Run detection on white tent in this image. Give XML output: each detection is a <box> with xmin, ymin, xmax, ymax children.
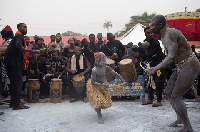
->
<box><xmin>120</xmin><ymin>23</ymin><xmax>145</xmax><ymax>45</ymax></box>
<box><xmin>120</xmin><ymin>23</ymin><xmax>164</xmax><ymax>51</ymax></box>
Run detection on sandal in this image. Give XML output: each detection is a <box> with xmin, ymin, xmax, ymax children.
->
<box><xmin>69</xmin><ymin>98</ymin><xmax>76</xmax><ymax>103</ymax></box>
<box><xmin>13</xmin><ymin>104</ymin><xmax>30</xmax><ymax>110</ymax></box>
<box><xmin>152</xmin><ymin>102</ymin><xmax>162</xmax><ymax>107</ymax></box>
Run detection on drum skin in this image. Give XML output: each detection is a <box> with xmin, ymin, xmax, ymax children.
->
<box><xmin>106</xmin><ymin>58</ymin><xmax>115</xmax><ymax>70</ymax></box>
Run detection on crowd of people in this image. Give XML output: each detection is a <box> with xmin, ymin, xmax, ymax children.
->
<box><xmin>0</xmin><ymin>15</ymin><xmax>200</xmax><ymax>131</ymax></box>
<box><xmin>0</xmin><ymin>22</ymin><xmax>200</xmax><ymax>108</ymax></box>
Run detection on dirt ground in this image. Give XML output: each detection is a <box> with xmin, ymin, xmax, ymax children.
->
<box><xmin>0</xmin><ymin>96</ymin><xmax>200</xmax><ymax>132</ymax></box>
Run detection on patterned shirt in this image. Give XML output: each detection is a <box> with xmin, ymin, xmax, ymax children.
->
<box><xmin>46</xmin><ymin>58</ymin><xmax>65</xmax><ymax>74</ymax></box>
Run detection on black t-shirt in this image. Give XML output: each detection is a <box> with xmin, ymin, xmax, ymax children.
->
<box><xmin>82</xmin><ymin>49</ymin><xmax>95</xmax><ymax>68</ymax></box>
<box><xmin>96</xmin><ymin>41</ymin><xmax>104</xmax><ymax>52</ymax></box>
<box><xmin>63</xmin><ymin>48</ymin><xmax>74</xmax><ymax>59</ymax></box>
<box><xmin>139</xmin><ymin>38</ymin><xmax>165</xmax><ymax>67</ymax></box>
<box><xmin>104</xmin><ymin>40</ymin><xmax>125</xmax><ymax>63</ymax></box>
<box><xmin>32</xmin><ymin>45</ymin><xmax>47</xmax><ymax>58</ymax></box>
<box><xmin>28</xmin><ymin>57</ymin><xmax>46</xmax><ymax>75</ymax></box>
<box><xmin>90</xmin><ymin>42</ymin><xmax>98</xmax><ymax>52</ymax></box>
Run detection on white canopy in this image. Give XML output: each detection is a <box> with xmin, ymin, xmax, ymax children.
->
<box><xmin>120</xmin><ymin>23</ymin><xmax>164</xmax><ymax>50</ymax></box>
<box><xmin>120</xmin><ymin>24</ymin><xmax>145</xmax><ymax>45</ymax></box>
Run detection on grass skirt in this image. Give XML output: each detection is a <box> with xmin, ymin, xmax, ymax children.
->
<box><xmin>87</xmin><ymin>80</ymin><xmax>112</xmax><ymax>109</ymax></box>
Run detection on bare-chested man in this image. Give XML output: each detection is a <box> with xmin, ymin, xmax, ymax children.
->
<box><xmin>87</xmin><ymin>52</ymin><xmax>126</xmax><ymax>124</ymax></box>
<box><xmin>147</xmin><ymin>15</ymin><xmax>200</xmax><ymax>132</ymax></box>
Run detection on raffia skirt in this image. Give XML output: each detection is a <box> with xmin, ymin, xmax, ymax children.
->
<box><xmin>87</xmin><ymin>80</ymin><xmax>112</xmax><ymax>109</ymax></box>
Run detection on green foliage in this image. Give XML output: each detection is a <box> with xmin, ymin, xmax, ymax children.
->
<box><xmin>103</xmin><ymin>20</ymin><xmax>112</xmax><ymax>32</ymax></box>
<box><xmin>115</xmin><ymin>12</ymin><xmax>156</xmax><ymax>37</ymax></box>
<box><xmin>196</xmin><ymin>8</ymin><xmax>200</xmax><ymax>12</ymax></box>
<box><xmin>62</xmin><ymin>31</ymin><xmax>86</xmax><ymax>36</ymax></box>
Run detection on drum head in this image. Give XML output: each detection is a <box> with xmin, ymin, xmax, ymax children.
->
<box><xmin>106</xmin><ymin>58</ymin><xmax>115</xmax><ymax>65</ymax></box>
<box><xmin>119</xmin><ymin>59</ymin><xmax>132</xmax><ymax>65</ymax></box>
<box><xmin>28</xmin><ymin>79</ymin><xmax>39</xmax><ymax>82</ymax></box>
<box><xmin>73</xmin><ymin>75</ymin><xmax>85</xmax><ymax>81</ymax></box>
<box><xmin>51</xmin><ymin>79</ymin><xmax>62</xmax><ymax>82</ymax></box>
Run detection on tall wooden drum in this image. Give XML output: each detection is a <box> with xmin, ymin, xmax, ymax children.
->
<box><xmin>28</xmin><ymin>79</ymin><xmax>40</xmax><ymax>103</ymax></box>
<box><xmin>119</xmin><ymin>59</ymin><xmax>137</xmax><ymax>83</ymax></box>
<box><xmin>50</xmin><ymin>79</ymin><xmax>62</xmax><ymax>103</ymax></box>
<box><xmin>106</xmin><ymin>58</ymin><xmax>116</xmax><ymax>82</ymax></box>
<box><xmin>72</xmin><ymin>75</ymin><xmax>85</xmax><ymax>93</ymax></box>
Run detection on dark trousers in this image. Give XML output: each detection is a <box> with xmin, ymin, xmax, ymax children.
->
<box><xmin>6</xmin><ymin>66</ymin><xmax>23</xmax><ymax>107</ymax></box>
<box><xmin>197</xmin><ymin>75</ymin><xmax>200</xmax><ymax>96</ymax></box>
<box><xmin>67</xmin><ymin>74</ymin><xmax>90</xmax><ymax>99</ymax></box>
<box><xmin>148</xmin><ymin>70</ymin><xmax>165</xmax><ymax>102</ymax></box>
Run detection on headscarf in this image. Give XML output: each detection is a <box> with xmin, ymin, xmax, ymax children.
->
<box><xmin>1</xmin><ymin>25</ymin><xmax>13</xmax><ymax>44</ymax></box>
<box><xmin>3</xmin><ymin>25</ymin><xmax>12</xmax><ymax>31</ymax></box>
<box><xmin>94</xmin><ymin>52</ymin><xmax>106</xmax><ymax>65</ymax></box>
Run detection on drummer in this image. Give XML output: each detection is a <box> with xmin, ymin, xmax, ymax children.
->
<box><xmin>103</xmin><ymin>33</ymin><xmax>125</xmax><ymax>73</ymax></box>
<box><xmin>27</xmin><ymin>54</ymin><xmax>47</xmax><ymax>99</ymax></box>
<box><xmin>44</xmin><ymin>50</ymin><xmax>67</xmax><ymax>98</ymax></box>
<box><xmin>66</xmin><ymin>46</ymin><xmax>91</xmax><ymax>102</ymax></box>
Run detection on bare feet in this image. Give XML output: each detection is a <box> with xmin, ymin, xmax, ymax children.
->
<box><xmin>98</xmin><ymin>115</ymin><xmax>104</xmax><ymax>124</ymax></box>
<box><xmin>169</xmin><ymin>120</ymin><xmax>182</xmax><ymax>127</ymax></box>
<box><xmin>175</xmin><ymin>127</ymin><xmax>194</xmax><ymax>132</ymax></box>
<box><xmin>95</xmin><ymin>108</ymin><xmax>104</xmax><ymax>124</ymax></box>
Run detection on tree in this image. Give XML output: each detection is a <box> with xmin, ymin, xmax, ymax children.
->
<box><xmin>62</xmin><ymin>31</ymin><xmax>86</xmax><ymax>36</ymax></box>
<box><xmin>196</xmin><ymin>8</ymin><xmax>200</xmax><ymax>12</ymax></box>
<box><xmin>103</xmin><ymin>20</ymin><xmax>112</xmax><ymax>32</ymax></box>
<box><xmin>115</xmin><ymin>12</ymin><xmax>156</xmax><ymax>37</ymax></box>
<box><xmin>126</xmin><ymin>12</ymin><xmax>156</xmax><ymax>30</ymax></box>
